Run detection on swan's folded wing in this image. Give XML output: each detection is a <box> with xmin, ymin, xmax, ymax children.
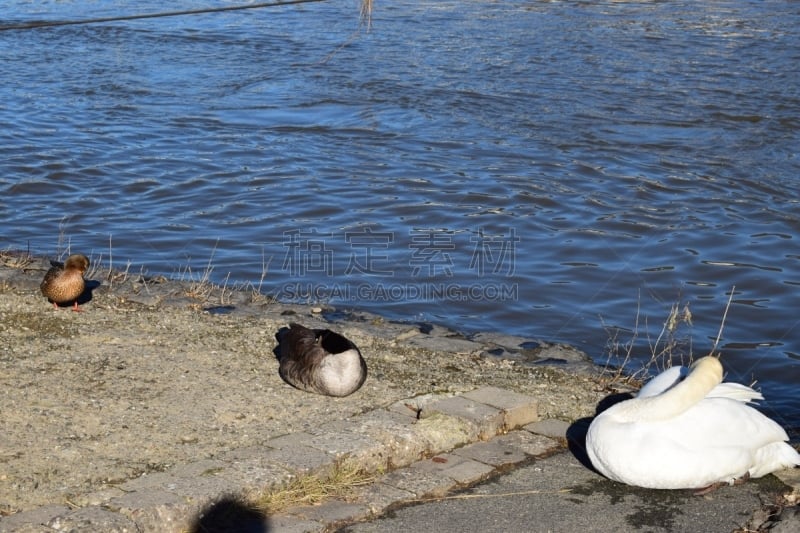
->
<box><xmin>706</xmin><ymin>382</ymin><xmax>764</xmax><ymax>403</ymax></box>
<box><xmin>676</xmin><ymin>398</ymin><xmax>790</xmax><ymax>453</ymax></box>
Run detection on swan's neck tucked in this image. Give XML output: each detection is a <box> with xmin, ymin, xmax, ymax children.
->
<box><xmin>635</xmin><ymin>357</ymin><xmax>723</xmax><ymax>421</ymax></box>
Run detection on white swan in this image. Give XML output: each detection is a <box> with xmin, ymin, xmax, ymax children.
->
<box><xmin>586</xmin><ymin>356</ymin><xmax>800</xmax><ymax>490</ymax></box>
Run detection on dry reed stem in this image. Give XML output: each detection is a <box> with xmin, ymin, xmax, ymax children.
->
<box><xmin>599</xmin><ymin>294</ymin><xmax>695</xmax><ymax>389</ymax></box>
<box><xmin>600</xmin><ymin>288</ymin><xmax>739</xmax><ymax>392</ymax></box>
<box><xmin>360</xmin><ymin>0</ymin><xmax>373</xmax><ymax>28</ymax></box>
<box><xmin>712</xmin><ymin>286</ymin><xmax>735</xmax><ymax>357</ymax></box>
<box><xmin>410</xmin><ymin>488</ymin><xmax>574</xmax><ymax>504</ymax></box>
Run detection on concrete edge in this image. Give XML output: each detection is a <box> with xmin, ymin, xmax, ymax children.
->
<box><xmin>0</xmin><ymin>387</ymin><xmax>547</xmax><ymax>533</ymax></box>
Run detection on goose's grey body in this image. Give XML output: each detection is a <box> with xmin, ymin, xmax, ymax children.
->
<box><xmin>275</xmin><ymin>323</ymin><xmax>367</xmax><ymax>397</ymax></box>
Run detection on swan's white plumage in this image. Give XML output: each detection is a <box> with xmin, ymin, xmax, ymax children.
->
<box><xmin>586</xmin><ymin>356</ymin><xmax>800</xmax><ymax>489</ymax></box>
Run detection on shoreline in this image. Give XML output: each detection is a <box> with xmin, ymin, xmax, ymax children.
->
<box><xmin>0</xmin><ymin>248</ymin><xmax>604</xmax><ymax>374</ymax></box>
<box><xmin>1</xmin><ymin>251</ymin><xmax>798</xmax><ymax>531</ymax></box>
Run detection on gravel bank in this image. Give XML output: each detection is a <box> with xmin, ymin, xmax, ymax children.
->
<box><xmin>0</xmin><ymin>253</ymin><xmax>610</xmax><ymax>516</ymax></box>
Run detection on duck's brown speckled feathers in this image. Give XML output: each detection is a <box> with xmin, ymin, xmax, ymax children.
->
<box><xmin>275</xmin><ymin>323</ymin><xmax>367</xmax><ymax>397</ymax></box>
<box><xmin>40</xmin><ymin>254</ymin><xmax>90</xmax><ymax>311</ymax></box>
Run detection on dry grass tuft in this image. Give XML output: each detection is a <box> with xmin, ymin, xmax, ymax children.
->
<box><xmin>240</xmin><ymin>247</ymin><xmax>275</xmax><ymax>304</ymax></box>
<box><xmin>174</xmin><ymin>245</ymin><xmax>276</xmax><ymax>305</ymax></box>
<box><xmin>172</xmin><ymin>243</ymin><xmax>226</xmax><ymax>302</ymax></box>
<box><xmin>599</xmin><ymin>298</ymin><xmax>695</xmax><ymax>390</ymax></box>
<box><xmin>251</xmin><ymin>460</ymin><xmax>375</xmax><ymax>515</ymax></box>
<box><xmin>0</xmin><ymin>248</ymin><xmax>35</xmax><ymax>269</ymax></box>
<box><xmin>599</xmin><ymin>289</ymin><xmax>737</xmax><ymax>391</ymax></box>
<box><xmin>174</xmin><ymin>263</ymin><xmax>217</xmax><ymax>300</ymax></box>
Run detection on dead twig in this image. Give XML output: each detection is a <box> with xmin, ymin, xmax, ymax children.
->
<box><xmin>711</xmin><ymin>286</ymin><xmax>735</xmax><ymax>357</ymax></box>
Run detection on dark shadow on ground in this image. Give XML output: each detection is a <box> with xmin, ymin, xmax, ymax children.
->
<box><xmin>566</xmin><ymin>392</ymin><xmax>634</xmax><ymax>473</ymax></box>
<box><xmin>188</xmin><ymin>495</ymin><xmax>270</xmax><ymax>533</ymax></box>
<box><xmin>77</xmin><ymin>279</ymin><xmax>101</xmax><ymax>306</ymax></box>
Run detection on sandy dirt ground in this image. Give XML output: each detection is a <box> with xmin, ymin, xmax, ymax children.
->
<box><xmin>0</xmin><ymin>253</ymin><xmax>611</xmax><ymax>516</ymax></box>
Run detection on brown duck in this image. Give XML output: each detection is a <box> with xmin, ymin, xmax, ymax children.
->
<box><xmin>275</xmin><ymin>323</ymin><xmax>367</xmax><ymax>397</ymax></box>
<box><xmin>40</xmin><ymin>254</ymin><xmax>90</xmax><ymax>311</ymax></box>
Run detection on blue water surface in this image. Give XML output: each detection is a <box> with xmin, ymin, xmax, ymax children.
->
<box><xmin>1</xmin><ymin>0</ymin><xmax>799</xmax><ymax>434</ymax></box>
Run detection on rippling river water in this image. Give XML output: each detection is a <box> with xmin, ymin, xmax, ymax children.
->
<box><xmin>1</xmin><ymin>1</ymin><xmax>799</xmax><ymax>434</ymax></box>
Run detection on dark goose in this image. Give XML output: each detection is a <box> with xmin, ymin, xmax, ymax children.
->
<box><xmin>275</xmin><ymin>323</ymin><xmax>367</xmax><ymax>397</ymax></box>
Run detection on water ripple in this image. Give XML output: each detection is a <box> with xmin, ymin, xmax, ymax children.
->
<box><xmin>2</xmin><ymin>0</ymin><xmax>799</xmax><ymax>432</ymax></box>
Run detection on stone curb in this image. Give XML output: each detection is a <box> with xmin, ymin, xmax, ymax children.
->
<box><xmin>0</xmin><ymin>387</ymin><xmax>562</xmax><ymax>533</ymax></box>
